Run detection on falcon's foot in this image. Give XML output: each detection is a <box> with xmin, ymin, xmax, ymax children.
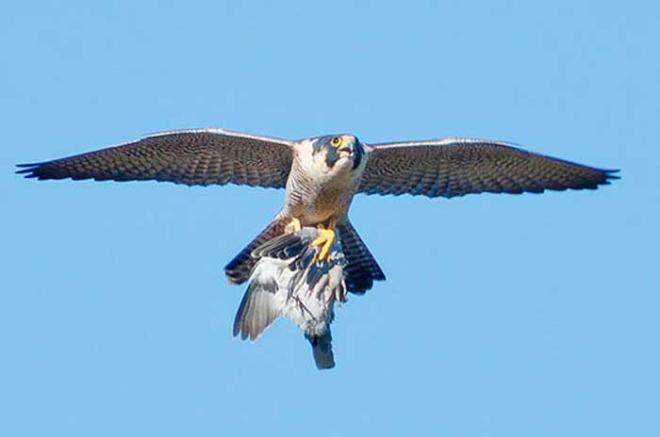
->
<box><xmin>311</xmin><ymin>220</ymin><xmax>336</xmax><ymax>263</ymax></box>
<box><xmin>285</xmin><ymin>217</ymin><xmax>302</xmax><ymax>233</ymax></box>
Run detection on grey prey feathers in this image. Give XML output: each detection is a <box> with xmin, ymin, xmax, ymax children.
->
<box><xmin>233</xmin><ymin>227</ymin><xmax>347</xmax><ymax>369</ymax></box>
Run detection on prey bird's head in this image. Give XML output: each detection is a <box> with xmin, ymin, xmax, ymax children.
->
<box><xmin>308</xmin><ymin>134</ymin><xmax>365</xmax><ymax>174</ymax></box>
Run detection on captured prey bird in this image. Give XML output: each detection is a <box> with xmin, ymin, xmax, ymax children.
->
<box><xmin>17</xmin><ymin>128</ymin><xmax>619</xmax><ymax>296</ymax></box>
<box><xmin>234</xmin><ymin>227</ymin><xmax>347</xmax><ymax>369</ymax></box>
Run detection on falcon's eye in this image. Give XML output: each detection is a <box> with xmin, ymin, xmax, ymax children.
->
<box><xmin>331</xmin><ymin>137</ymin><xmax>342</xmax><ymax>147</ymax></box>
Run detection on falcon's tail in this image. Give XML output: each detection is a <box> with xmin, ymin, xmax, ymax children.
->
<box><xmin>337</xmin><ymin>221</ymin><xmax>386</xmax><ymax>294</ymax></box>
<box><xmin>306</xmin><ymin>331</ymin><xmax>335</xmax><ymax>370</ymax></box>
<box><xmin>224</xmin><ymin>215</ymin><xmax>289</xmax><ymax>284</ymax></box>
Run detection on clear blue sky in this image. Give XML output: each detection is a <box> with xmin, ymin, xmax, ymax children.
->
<box><xmin>1</xmin><ymin>1</ymin><xmax>658</xmax><ymax>436</ymax></box>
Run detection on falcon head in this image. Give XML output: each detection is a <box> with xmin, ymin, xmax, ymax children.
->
<box><xmin>309</xmin><ymin>134</ymin><xmax>365</xmax><ymax>174</ymax></box>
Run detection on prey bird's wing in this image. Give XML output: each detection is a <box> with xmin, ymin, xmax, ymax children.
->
<box><xmin>359</xmin><ymin>138</ymin><xmax>618</xmax><ymax>198</ymax></box>
<box><xmin>17</xmin><ymin>129</ymin><xmax>294</xmax><ymax>188</ymax></box>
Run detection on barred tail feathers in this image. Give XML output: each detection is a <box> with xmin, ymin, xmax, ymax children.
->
<box><xmin>337</xmin><ymin>220</ymin><xmax>386</xmax><ymax>294</ymax></box>
<box><xmin>224</xmin><ymin>214</ymin><xmax>290</xmax><ymax>284</ymax></box>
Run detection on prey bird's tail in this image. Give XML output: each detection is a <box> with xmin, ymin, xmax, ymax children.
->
<box><xmin>337</xmin><ymin>220</ymin><xmax>386</xmax><ymax>294</ymax></box>
<box><xmin>225</xmin><ymin>214</ymin><xmax>289</xmax><ymax>284</ymax></box>
<box><xmin>306</xmin><ymin>331</ymin><xmax>335</xmax><ymax>370</ymax></box>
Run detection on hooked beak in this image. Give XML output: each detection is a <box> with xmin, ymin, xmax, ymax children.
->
<box><xmin>336</xmin><ymin>135</ymin><xmax>355</xmax><ymax>154</ymax></box>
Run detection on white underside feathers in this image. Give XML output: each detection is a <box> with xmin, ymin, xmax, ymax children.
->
<box><xmin>233</xmin><ymin>227</ymin><xmax>347</xmax><ymax>369</ymax></box>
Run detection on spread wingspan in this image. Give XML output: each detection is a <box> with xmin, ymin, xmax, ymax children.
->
<box><xmin>17</xmin><ymin>129</ymin><xmax>294</xmax><ymax>188</ymax></box>
<box><xmin>360</xmin><ymin>138</ymin><xmax>618</xmax><ymax>198</ymax></box>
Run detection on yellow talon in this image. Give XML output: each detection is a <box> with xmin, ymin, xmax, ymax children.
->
<box><xmin>286</xmin><ymin>217</ymin><xmax>302</xmax><ymax>233</ymax></box>
<box><xmin>311</xmin><ymin>220</ymin><xmax>337</xmax><ymax>263</ymax></box>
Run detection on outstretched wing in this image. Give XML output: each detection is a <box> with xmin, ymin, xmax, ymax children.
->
<box><xmin>17</xmin><ymin>128</ymin><xmax>294</xmax><ymax>188</ymax></box>
<box><xmin>359</xmin><ymin>138</ymin><xmax>618</xmax><ymax>198</ymax></box>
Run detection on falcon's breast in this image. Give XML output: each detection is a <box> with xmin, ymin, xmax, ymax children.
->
<box><xmin>283</xmin><ymin>134</ymin><xmax>368</xmax><ymax>225</ymax></box>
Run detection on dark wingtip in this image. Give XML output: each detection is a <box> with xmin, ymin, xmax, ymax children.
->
<box><xmin>16</xmin><ymin>161</ymin><xmax>59</xmax><ymax>180</ymax></box>
<box><xmin>595</xmin><ymin>168</ymin><xmax>620</xmax><ymax>187</ymax></box>
<box><xmin>15</xmin><ymin>163</ymin><xmax>42</xmax><ymax>178</ymax></box>
<box><xmin>604</xmin><ymin>169</ymin><xmax>621</xmax><ymax>181</ymax></box>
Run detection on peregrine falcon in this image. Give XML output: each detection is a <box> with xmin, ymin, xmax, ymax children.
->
<box><xmin>235</xmin><ymin>227</ymin><xmax>347</xmax><ymax>369</ymax></box>
<box><xmin>17</xmin><ymin>128</ymin><xmax>618</xmax><ymax>293</ymax></box>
